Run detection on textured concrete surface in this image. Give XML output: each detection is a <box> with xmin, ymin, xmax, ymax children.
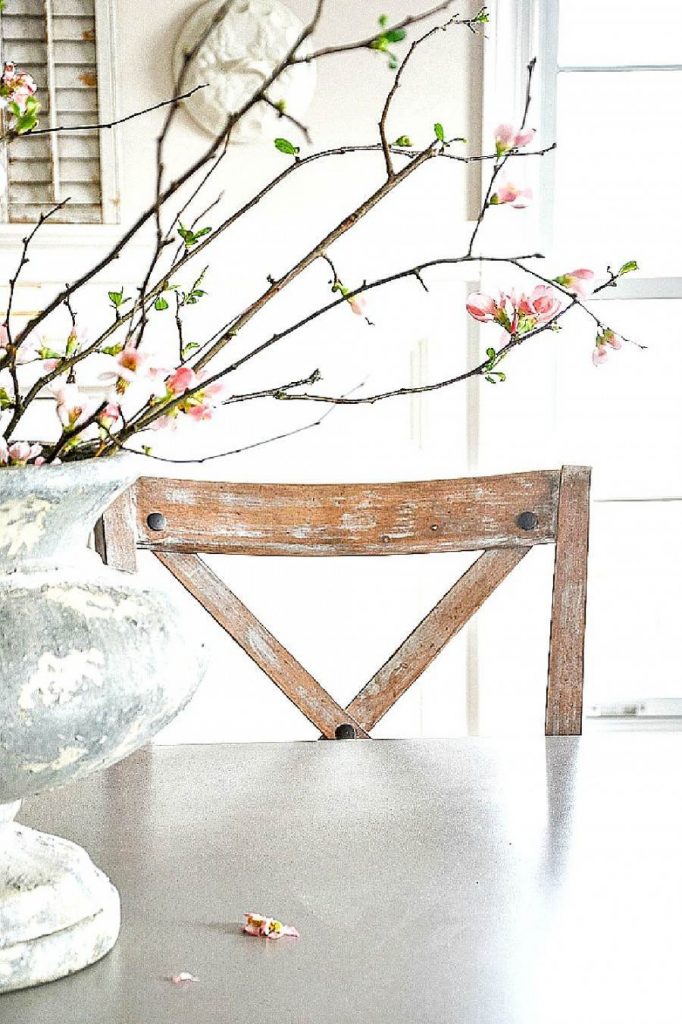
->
<box><xmin>0</xmin><ymin>821</ymin><xmax>120</xmax><ymax>993</ymax></box>
<box><xmin>2</xmin><ymin>736</ymin><xmax>682</xmax><ymax>1022</ymax></box>
<box><xmin>0</xmin><ymin>459</ymin><xmax>208</xmax><ymax>991</ymax></box>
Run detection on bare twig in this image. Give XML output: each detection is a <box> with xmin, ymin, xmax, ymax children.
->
<box><xmin>378</xmin><ymin>10</ymin><xmax>465</xmax><ymax>177</ymax></box>
<box><xmin>291</xmin><ymin>1</ymin><xmax>462</xmax><ymax>64</ymax></box>
<box><xmin>263</xmin><ymin>95</ymin><xmax>313</xmax><ymax>145</ymax></box>
<box><xmin>14</xmin><ymin>85</ymin><xmax>207</xmax><ymax>139</ymax></box>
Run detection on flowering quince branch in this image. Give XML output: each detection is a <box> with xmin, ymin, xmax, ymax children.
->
<box><xmin>0</xmin><ymin>1</ymin><xmax>640</xmax><ymax>465</ymax></box>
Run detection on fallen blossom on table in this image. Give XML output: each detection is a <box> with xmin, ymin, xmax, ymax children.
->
<box><xmin>242</xmin><ymin>912</ymin><xmax>300</xmax><ymax>939</ymax></box>
<box><xmin>169</xmin><ymin>971</ymin><xmax>199</xmax><ymax>984</ymax></box>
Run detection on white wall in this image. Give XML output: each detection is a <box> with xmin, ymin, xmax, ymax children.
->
<box><xmin>2</xmin><ymin>2</ymin><xmax>493</xmax><ymax>741</ymax></box>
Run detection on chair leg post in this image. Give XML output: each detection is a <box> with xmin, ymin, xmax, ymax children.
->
<box><xmin>546</xmin><ymin>466</ymin><xmax>591</xmax><ymax>736</ymax></box>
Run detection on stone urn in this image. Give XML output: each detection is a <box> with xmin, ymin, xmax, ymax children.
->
<box><xmin>0</xmin><ymin>457</ymin><xmax>207</xmax><ymax>992</ymax></box>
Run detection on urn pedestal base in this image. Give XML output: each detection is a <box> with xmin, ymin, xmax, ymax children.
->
<box><xmin>0</xmin><ymin>813</ymin><xmax>120</xmax><ymax>993</ymax></box>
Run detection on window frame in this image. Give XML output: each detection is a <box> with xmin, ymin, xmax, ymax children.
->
<box><xmin>479</xmin><ymin>0</ymin><xmax>682</xmax><ymax>727</ymax></box>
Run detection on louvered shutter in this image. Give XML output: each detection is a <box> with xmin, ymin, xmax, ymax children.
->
<box><xmin>0</xmin><ymin>0</ymin><xmax>115</xmax><ymax>224</ymax></box>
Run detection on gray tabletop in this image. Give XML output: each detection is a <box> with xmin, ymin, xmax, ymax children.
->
<box><xmin>3</xmin><ymin>735</ymin><xmax>682</xmax><ymax>1023</ymax></box>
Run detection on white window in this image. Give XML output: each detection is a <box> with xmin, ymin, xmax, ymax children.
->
<box><xmin>0</xmin><ymin>0</ymin><xmax>118</xmax><ymax>225</ymax></box>
<box><xmin>475</xmin><ymin>0</ymin><xmax>682</xmax><ymax>732</ymax></box>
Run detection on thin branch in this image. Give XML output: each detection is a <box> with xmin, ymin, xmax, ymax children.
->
<box><xmin>291</xmin><ymin>1</ymin><xmax>463</xmax><ymax>63</ymax></box>
<box><xmin>467</xmin><ymin>57</ymin><xmax>537</xmax><ymax>257</ymax></box>
<box><xmin>11</xmin><ymin>1</ymin><xmax>326</xmax><ymax>355</ymax></box>
<box><xmin>109</xmin><ymin>376</ymin><xmax>354</xmax><ymax>464</ymax></box>
<box><xmin>263</xmin><ymin>95</ymin><xmax>312</xmax><ymax>145</ymax></box>
<box><xmin>46</xmin><ymin>400</ymin><xmax>108</xmax><ymax>463</ymax></box>
<box><xmin>17</xmin><ymin>85</ymin><xmax>207</xmax><ymax>139</ymax></box>
<box><xmin>507</xmin><ymin>258</ymin><xmax>646</xmax><ymax>348</ymax></box>
<box><xmin>378</xmin><ymin>10</ymin><xmax>464</xmax><ymax>178</ymax></box>
<box><xmin>197</xmin><ymin>252</ymin><xmax>544</xmax><ymax>381</ymax></box>
<box><xmin>2</xmin><ymin>198</ymin><xmax>70</xmax><ymax>337</ymax></box>
<box><xmin>190</xmin><ymin>144</ymin><xmax>438</xmax><ymax>374</ymax></box>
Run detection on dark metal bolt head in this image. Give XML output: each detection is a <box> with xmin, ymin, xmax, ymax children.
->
<box><xmin>147</xmin><ymin>512</ymin><xmax>167</xmax><ymax>532</ymax></box>
<box><xmin>335</xmin><ymin>723</ymin><xmax>356</xmax><ymax>740</ymax></box>
<box><xmin>516</xmin><ymin>511</ymin><xmax>539</xmax><ymax>532</ymax></box>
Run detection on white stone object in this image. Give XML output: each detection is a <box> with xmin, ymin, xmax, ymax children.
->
<box><xmin>0</xmin><ymin>458</ymin><xmax>208</xmax><ymax>992</ymax></box>
<box><xmin>173</xmin><ymin>0</ymin><xmax>316</xmax><ymax>142</ymax></box>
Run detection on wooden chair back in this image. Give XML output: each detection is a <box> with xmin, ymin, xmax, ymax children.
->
<box><xmin>95</xmin><ymin>466</ymin><xmax>591</xmax><ymax>738</ymax></box>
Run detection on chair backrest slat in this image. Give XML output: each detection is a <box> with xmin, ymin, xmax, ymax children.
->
<box><xmin>96</xmin><ymin>465</ymin><xmax>590</xmax><ymax>737</ymax></box>
<box><xmin>133</xmin><ymin>470</ymin><xmax>561</xmax><ymax>557</ymax></box>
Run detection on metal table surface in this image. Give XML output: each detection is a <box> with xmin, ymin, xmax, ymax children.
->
<box><xmin>3</xmin><ymin>735</ymin><xmax>682</xmax><ymax>1024</ymax></box>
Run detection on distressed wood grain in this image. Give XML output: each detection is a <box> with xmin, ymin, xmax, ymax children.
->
<box><xmin>133</xmin><ymin>472</ymin><xmax>561</xmax><ymax>557</ymax></box>
<box><xmin>98</xmin><ymin>468</ymin><xmax>590</xmax><ymax>739</ymax></box>
<box><xmin>154</xmin><ymin>551</ymin><xmax>370</xmax><ymax>739</ymax></box>
<box><xmin>94</xmin><ymin>487</ymin><xmax>138</xmax><ymax>572</ymax></box>
<box><xmin>346</xmin><ymin>547</ymin><xmax>529</xmax><ymax>732</ymax></box>
<box><xmin>545</xmin><ymin>466</ymin><xmax>591</xmax><ymax>736</ymax></box>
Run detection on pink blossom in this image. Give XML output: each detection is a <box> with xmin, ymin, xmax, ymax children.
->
<box><xmin>98</xmin><ymin>402</ymin><xmax>121</xmax><ymax>428</ymax></box>
<box><xmin>495</xmin><ymin>123</ymin><xmax>536</xmax><ymax>155</ymax></box>
<box><xmin>518</xmin><ymin>285</ymin><xmax>562</xmax><ymax>325</ymax></box>
<box><xmin>602</xmin><ymin>328</ymin><xmax>622</xmax><ymax>350</ymax></box>
<box><xmin>348</xmin><ymin>295</ymin><xmax>366</xmax><ymax>316</ymax></box>
<box><xmin>513</xmin><ymin>128</ymin><xmax>535</xmax><ymax>149</ymax></box>
<box><xmin>51</xmin><ymin>383</ymin><xmax>91</xmax><ymax>428</ymax></box>
<box><xmin>466</xmin><ymin>293</ymin><xmax>499</xmax><ymax>322</ymax></box>
<box><xmin>592</xmin><ymin>328</ymin><xmax>622</xmax><ymax>366</ymax></box>
<box><xmin>151</xmin><ymin>367</ymin><xmax>226</xmax><ymax>431</ymax></box>
<box><xmin>99</xmin><ymin>345</ymin><xmax>169</xmax><ymax>401</ymax></box>
<box><xmin>203</xmin><ymin>378</ymin><xmax>228</xmax><ymax>401</ymax></box>
<box><xmin>166</xmin><ymin>366</ymin><xmax>199</xmax><ymax>395</ymax></box>
<box><xmin>242</xmin><ymin>913</ymin><xmax>299</xmax><ymax>940</ymax></box>
<box><xmin>0</xmin><ymin>438</ymin><xmax>44</xmax><ymax>466</ymax></box>
<box><xmin>467</xmin><ymin>286</ymin><xmax>563</xmax><ymax>335</ymax></box>
<box><xmin>554</xmin><ymin>268</ymin><xmax>595</xmax><ymax>298</ymax></box>
<box><xmin>491</xmin><ymin>183</ymin><xmax>533</xmax><ymax>209</ymax></box>
<box><xmin>0</xmin><ymin>62</ymin><xmax>37</xmax><ymax>112</ymax></box>
<box><xmin>592</xmin><ymin>345</ymin><xmax>609</xmax><ymax>367</ymax></box>
<box><xmin>185</xmin><ymin>403</ymin><xmax>213</xmax><ymax>422</ymax></box>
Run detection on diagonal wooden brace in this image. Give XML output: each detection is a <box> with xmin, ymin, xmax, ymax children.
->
<box><xmin>345</xmin><ymin>547</ymin><xmax>529</xmax><ymax>732</ymax></box>
<box><xmin>155</xmin><ymin>551</ymin><xmax>370</xmax><ymax>739</ymax></box>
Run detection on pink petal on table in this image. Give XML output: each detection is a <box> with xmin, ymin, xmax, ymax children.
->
<box><xmin>169</xmin><ymin>972</ymin><xmax>199</xmax><ymax>984</ymax></box>
<box><xmin>242</xmin><ymin>912</ymin><xmax>300</xmax><ymax>939</ymax></box>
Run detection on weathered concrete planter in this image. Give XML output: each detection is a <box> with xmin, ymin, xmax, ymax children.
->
<box><xmin>0</xmin><ymin>457</ymin><xmax>207</xmax><ymax>992</ymax></box>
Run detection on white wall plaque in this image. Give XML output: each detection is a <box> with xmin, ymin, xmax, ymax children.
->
<box><xmin>173</xmin><ymin>0</ymin><xmax>317</xmax><ymax>143</ymax></box>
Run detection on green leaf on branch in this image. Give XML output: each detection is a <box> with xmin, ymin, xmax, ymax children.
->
<box><xmin>274</xmin><ymin>137</ymin><xmax>300</xmax><ymax>156</ymax></box>
<box><xmin>181</xmin><ymin>342</ymin><xmax>200</xmax><ymax>359</ymax></box>
<box><xmin>154</xmin><ymin>297</ymin><xmax>169</xmax><ymax>311</ymax></box>
<box><xmin>434</xmin><ymin>122</ymin><xmax>445</xmax><ymax>143</ymax></box>
<box><xmin>618</xmin><ymin>260</ymin><xmax>638</xmax><ymax>276</ymax></box>
<box><xmin>384</xmin><ymin>28</ymin><xmax>406</xmax><ymax>42</ymax></box>
<box><xmin>474</xmin><ymin>6</ymin><xmax>490</xmax><ymax>22</ymax></box>
<box><xmin>378</xmin><ymin>13</ymin><xmax>389</xmax><ymax>27</ymax></box>
<box><xmin>108</xmin><ymin>288</ymin><xmax>125</xmax><ymax>308</ymax></box>
<box><xmin>177</xmin><ymin>222</ymin><xmax>212</xmax><ymax>248</ymax></box>
<box><xmin>0</xmin><ymin>387</ymin><xmax>14</xmax><ymax>409</ymax></box>
<box><xmin>11</xmin><ymin>95</ymin><xmax>41</xmax><ymax>135</ymax></box>
<box><xmin>394</xmin><ymin>135</ymin><xmax>412</xmax><ymax>147</ymax></box>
